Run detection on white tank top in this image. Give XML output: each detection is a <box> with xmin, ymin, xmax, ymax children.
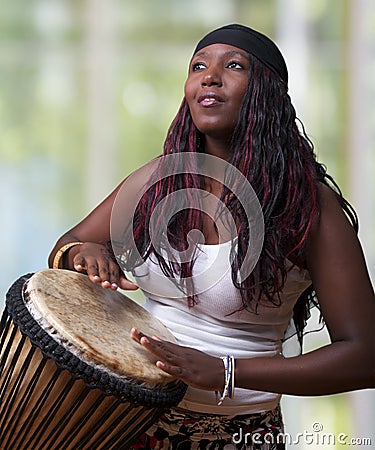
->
<box><xmin>132</xmin><ymin>241</ymin><xmax>312</xmax><ymax>415</ymax></box>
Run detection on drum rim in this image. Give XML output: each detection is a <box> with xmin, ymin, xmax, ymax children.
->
<box><xmin>4</xmin><ymin>273</ymin><xmax>187</xmax><ymax>408</ymax></box>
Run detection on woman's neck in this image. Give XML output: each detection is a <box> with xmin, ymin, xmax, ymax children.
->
<box><xmin>203</xmin><ymin>136</ymin><xmax>232</xmax><ymax>160</ymax></box>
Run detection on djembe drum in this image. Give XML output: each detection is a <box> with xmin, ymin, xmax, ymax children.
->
<box><xmin>0</xmin><ymin>270</ymin><xmax>187</xmax><ymax>450</ymax></box>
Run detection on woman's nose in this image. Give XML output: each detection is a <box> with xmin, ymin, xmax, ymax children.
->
<box><xmin>201</xmin><ymin>67</ymin><xmax>222</xmax><ymax>87</ymax></box>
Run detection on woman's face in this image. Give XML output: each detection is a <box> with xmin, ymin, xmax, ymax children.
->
<box><xmin>184</xmin><ymin>43</ymin><xmax>249</xmax><ymax>141</ymax></box>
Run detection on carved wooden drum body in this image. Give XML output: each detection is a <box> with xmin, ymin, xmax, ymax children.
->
<box><xmin>0</xmin><ymin>270</ymin><xmax>186</xmax><ymax>450</ymax></box>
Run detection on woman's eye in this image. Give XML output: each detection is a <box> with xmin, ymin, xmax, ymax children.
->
<box><xmin>227</xmin><ymin>61</ymin><xmax>244</xmax><ymax>69</ymax></box>
<box><xmin>192</xmin><ymin>62</ymin><xmax>206</xmax><ymax>71</ymax></box>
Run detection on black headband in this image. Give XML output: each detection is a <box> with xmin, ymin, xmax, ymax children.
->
<box><xmin>193</xmin><ymin>24</ymin><xmax>288</xmax><ymax>84</ymax></box>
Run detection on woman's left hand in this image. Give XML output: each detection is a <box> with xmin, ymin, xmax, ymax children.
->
<box><xmin>131</xmin><ymin>328</ymin><xmax>224</xmax><ymax>391</ymax></box>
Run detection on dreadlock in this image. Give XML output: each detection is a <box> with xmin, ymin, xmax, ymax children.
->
<box><xmin>125</xmin><ymin>54</ymin><xmax>358</xmax><ymax>346</ymax></box>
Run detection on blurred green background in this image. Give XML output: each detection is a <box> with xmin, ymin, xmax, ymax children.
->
<box><xmin>1</xmin><ymin>0</ymin><xmax>374</xmax><ymax>447</ymax></box>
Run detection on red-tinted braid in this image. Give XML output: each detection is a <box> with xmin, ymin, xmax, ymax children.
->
<box><xmin>121</xmin><ymin>55</ymin><xmax>358</xmax><ymax>344</ymax></box>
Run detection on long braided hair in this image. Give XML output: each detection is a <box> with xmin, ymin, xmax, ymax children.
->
<box><xmin>124</xmin><ymin>54</ymin><xmax>358</xmax><ymax>345</ymax></box>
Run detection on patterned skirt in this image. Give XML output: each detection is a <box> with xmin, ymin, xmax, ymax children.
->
<box><xmin>130</xmin><ymin>405</ymin><xmax>285</xmax><ymax>449</ymax></box>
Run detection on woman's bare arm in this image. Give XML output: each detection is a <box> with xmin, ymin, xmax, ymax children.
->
<box><xmin>48</xmin><ymin>182</ymin><xmax>138</xmax><ymax>290</ymax></box>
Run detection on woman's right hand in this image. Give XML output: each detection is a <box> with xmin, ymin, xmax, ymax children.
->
<box><xmin>72</xmin><ymin>242</ymin><xmax>138</xmax><ymax>291</ymax></box>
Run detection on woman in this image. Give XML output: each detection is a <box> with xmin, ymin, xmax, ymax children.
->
<box><xmin>49</xmin><ymin>24</ymin><xmax>374</xmax><ymax>449</ymax></box>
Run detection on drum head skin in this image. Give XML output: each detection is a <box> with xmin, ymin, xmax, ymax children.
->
<box><xmin>24</xmin><ymin>269</ymin><xmax>176</xmax><ymax>386</ymax></box>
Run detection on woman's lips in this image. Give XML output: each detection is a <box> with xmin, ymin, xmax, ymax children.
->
<box><xmin>198</xmin><ymin>93</ymin><xmax>224</xmax><ymax>107</ymax></box>
<box><xmin>200</xmin><ymin>98</ymin><xmax>218</xmax><ymax>106</ymax></box>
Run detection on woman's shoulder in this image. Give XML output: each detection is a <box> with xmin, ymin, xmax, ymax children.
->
<box><xmin>115</xmin><ymin>157</ymin><xmax>160</xmax><ymax>199</ymax></box>
<box><xmin>305</xmin><ymin>180</ymin><xmax>371</xmax><ymax>294</ymax></box>
<box><xmin>310</xmin><ymin>181</ymin><xmax>355</xmax><ymax>237</ymax></box>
